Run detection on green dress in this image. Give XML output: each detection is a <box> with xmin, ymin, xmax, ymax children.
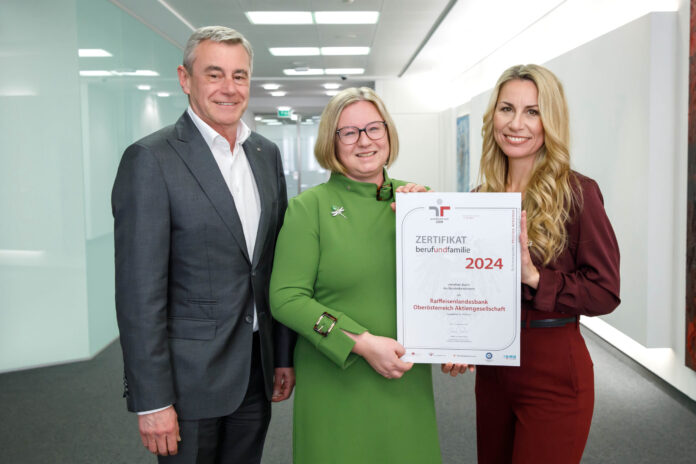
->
<box><xmin>270</xmin><ymin>172</ymin><xmax>442</xmax><ymax>464</ymax></box>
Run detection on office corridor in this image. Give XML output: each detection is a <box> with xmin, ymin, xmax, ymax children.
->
<box><xmin>1</xmin><ymin>328</ymin><xmax>694</xmax><ymax>464</ymax></box>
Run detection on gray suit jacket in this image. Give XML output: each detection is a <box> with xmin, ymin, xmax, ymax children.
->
<box><xmin>112</xmin><ymin>112</ymin><xmax>295</xmax><ymax>420</ymax></box>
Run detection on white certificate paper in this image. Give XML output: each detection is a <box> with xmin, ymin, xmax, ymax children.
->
<box><xmin>395</xmin><ymin>192</ymin><xmax>521</xmax><ymax>366</ymax></box>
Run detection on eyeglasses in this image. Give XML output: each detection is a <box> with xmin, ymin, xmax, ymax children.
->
<box><xmin>335</xmin><ymin>121</ymin><xmax>387</xmax><ymax>144</ymax></box>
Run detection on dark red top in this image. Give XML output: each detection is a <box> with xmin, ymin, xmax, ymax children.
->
<box><xmin>522</xmin><ymin>172</ymin><xmax>621</xmax><ymax>320</ymax></box>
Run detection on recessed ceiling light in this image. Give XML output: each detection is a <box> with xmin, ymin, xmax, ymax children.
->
<box><xmin>254</xmin><ymin>116</ymin><xmax>262</xmax><ymax>121</ymax></box>
<box><xmin>266</xmin><ymin>121</ymin><xmax>283</xmax><ymax>125</ymax></box>
<box><xmin>157</xmin><ymin>92</ymin><xmax>170</xmax><ymax>97</ymax></box>
<box><xmin>78</xmin><ymin>49</ymin><xmax>113</xmax><ymax>57</ymax></box>
<box><xmin>270</xmin><ymin>91</ymin><xmax>287</xmax><ymax>96</ymax></box>
<box><xmin>323</xmin><ymin>83</ymin><xmax>341</xmax><ymax>90</ymax></box>
<box><xmin>262</xmin><ymin>118</ymin><xmax>279</xmax><ymax>123</ymax></box>
<box><xmin>246</xmin><ymin>11</ymin><xmax>313</xmax><ymax>24</ymax></box>
<box><xmin>301</xmin><ymin>120</ymin><xmax>314</xmax><ymax>124</ymax></box>
<box><xmin>137</xmin><ymin>85</ymin><xmax>151</xmax><ymax>90</ymax></box>
<box><xmin>130</xmin><ymin>70</ymin><xmax>159</xmax><ymax>76</ymax></box>
<box><xmin>283</xmin><ymin>68</ymin><xmax>324</xmax><ymax>76</ymax></box>
<box><xmin>262</xmin><ymin>83</ymin><xmax>281</xmax><ymax>90</ymax></box>
<box><xmin>324</xmin><ymin>68</ymin><xmax>365</xmax><ymax>75</ymax></box>
<box><xmin>79</xmin><ymin>69</ymin><xmax>160</xmax><ymax>77</ymax></box>
<box><xmin>277</xmin><ymin>106</ymin><xmax>291</xmax><ymax>111</ymax></box>
<box><xmin>269</xmin><ymin>47</ymin><xmax>320</xmax><ymax>56</ymax></box>
<box><xmin>314</xmin><ymin>11</ymin><xmax>379</xmax><ymax>24</ymax></box>
<box><xmin>79</xmin><ymin>70</ymin><xmax>112</xmax><ymax>77</ymax></box>
<box><xmin>113</xmin><ymin>70</ymin><xmax>160</xmax><ymax>77</ymax></box>
<box><xmin>290</xmin><ymin>114</ymin><xmax>299</xmax><ymax>121</ymax></box>
<box><xmin>325</xmin><ymin>90</ymin><xmax>340</xmax><ymax>96</ymax></box>
<box><xmin>320</xmin><ymin>47</ymin><xmax>370</xmax><ymax>56</ymax></box>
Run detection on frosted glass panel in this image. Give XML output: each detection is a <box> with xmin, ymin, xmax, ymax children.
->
<box><xmin>0</xmin><ymin>0</ymin><xmax>188</xmax><ymax>371</ymax></box>
<box><xmin>75</xmin><ymin>0</ymin><xmax>187</xmax><ymax>355</ymax></box>
<box><xmin>76</xmin><ymin>0</ymin><xmax>187</xmax><ymax>240</ymax></box>
<box><xmin>256</xmin><ymin>121</ymin><xmax>328</xmax><ymax>198</ymax></box>
<box><xmin>0</xmin><ymin>0</ymin><xmax>89</xmax><ymax>371</ymax></box>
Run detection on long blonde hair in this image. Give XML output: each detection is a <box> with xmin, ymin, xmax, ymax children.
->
<box><xmin>479</xmin><ymin>64</ymin><xmax>580</xmax><ymax>265</ymax></box>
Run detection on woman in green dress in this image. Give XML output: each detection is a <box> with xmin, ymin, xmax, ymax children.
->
<box><xmin>269</xmin><ymin>87</ymin><xmax>442</xmax><ymax>463</ymax></box>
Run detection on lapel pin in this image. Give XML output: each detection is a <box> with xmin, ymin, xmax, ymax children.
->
<box><xmin>256</xmin><ymin>147</ymin><xmax>261</xmax><ymax>151</ymax></box>
<box><xmin>331</xmin><ymin>206</ymin><xmax>347</xmax><ymax>218</ymax></box>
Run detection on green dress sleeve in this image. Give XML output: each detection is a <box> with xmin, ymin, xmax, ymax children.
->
<box><xmin>270</xmin><ymin>192</ymin><xmax>367</xmax><ymax>369</ymax></box>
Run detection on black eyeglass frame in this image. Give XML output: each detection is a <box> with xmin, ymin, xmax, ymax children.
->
<box><xmin>335</xmin><ymin>121</ymin><xmax>387</xmax><ymax>144</ymax></box>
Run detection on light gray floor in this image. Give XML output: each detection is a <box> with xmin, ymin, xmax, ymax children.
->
<box><xmin>264</xmin><ymin>327</ymin><xmax>696</xmax><ymax>464</ymax></box>
<box><xmin>1</xmin><ymin>328</ymin><xmax>694</xmax><ymax>463</ymax></box>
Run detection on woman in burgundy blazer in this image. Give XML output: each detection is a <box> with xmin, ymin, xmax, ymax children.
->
<box><xmin>444</xmin><ymin>64</ymin><xmax>620</xmax><ymax>463</ymax></box>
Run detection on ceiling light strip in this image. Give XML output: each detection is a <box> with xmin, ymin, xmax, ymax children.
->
<box><xmin>320</xmin><ymin>47</ymin><xmax>370</xmax><ymax>56</ymax></box>
<box><xmin>283</xmin><ymin>69</ymin><xmax>324</xmax><ymax>76</ymax></box>
<box><xmin>157</xmin><ymin>0</ymin><xmax>196</xmax><ymax>31</ymax></box>
<box><xmin>79</xmin><ymin>70</ymin><xmax>159</xmax><ymax>77</ymax></box>
<box><xmin>246</xmin><ymin>11</ymin><xmax>313</xmax><ymax>24</ymax></box>
<box><xmin>324</xmin><ymin>68</ymin><xmax>364</xmax><ymax>75</ymax></box>
<box><xmin>397</xmin><ymin>0</ymin><xmax>458</xmax><ymax>77</ymax></box>
<box><xmin>79</xmin><ymin>49</ymin><xmax>113</xmax><ymax>57</ymax></box>
<box><xmin>247</xmin><ymin>11</ymin><xmax>378</xmax><ymax>25</ymax></box>
<box><xmin>313</xmin><ymin>11</ymin><xmax>379</xmax><ymax>24</ymax></box>
<box><xmin>270</xmin><ymin>47</ymin><xmax>369</xmax><ymax>56</ymax></box>
<box><xmin>269</xmin><ymin>47</ymin><xmax>320</xmax><ymax>56</ymax></box>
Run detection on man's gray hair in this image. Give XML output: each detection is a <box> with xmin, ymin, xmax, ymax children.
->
<box><xmin>183</xmin><ymin>26</ymin><xmax>253</xmax><ymax>73</ymax></box>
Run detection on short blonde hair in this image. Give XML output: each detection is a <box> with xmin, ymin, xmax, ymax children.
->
<box><xmin>479</xmin><ymin>64</ymin><xmax>580</xmax><ymax>265</ymax></box>
<box><xmin>314</xmin><ymin>87</ymin><xmax>399</xmax><ymax>174</ymax></box>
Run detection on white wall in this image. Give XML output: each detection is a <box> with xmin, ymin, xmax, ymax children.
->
<box><xmin>545</xmin><ymin>14</ymin><xmax>678</xmax><ymax>350</ymax></box>
<box><xmin>387</xmin><ymin>113</ymin><xmax>443</xmax><ymax>188</ymax></box>
<box><xmin>376</xmin><ymin>0</ymin><xmax>696</xmax><ymax>400</ymax></box>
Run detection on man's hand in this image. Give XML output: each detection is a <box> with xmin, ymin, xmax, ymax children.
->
<box><xmin>272</xmin><ymin>367</ymin><xmax>296</xmax><ymax>402</ymax></box>
<box><xmin>138</xmin><ymin>405</ymin><xmax>181</xmax><ymax>456</ymax></box>
<box><xmin>441</xmin><ymin>362</ymin><xmax>475</xmax><ymax>376</ymax></box>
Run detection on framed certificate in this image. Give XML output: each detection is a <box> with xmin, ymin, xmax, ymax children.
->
<box><xmin>395</xmin><ymin>192</ymin><xmax>521</xmax><ymax>366</ymax></box>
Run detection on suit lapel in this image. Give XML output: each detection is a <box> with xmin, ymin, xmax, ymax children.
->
<box><xmin>244</xmin><ymin>135</ymin><xmax>272</xmax><ymax>267</ymax></box>
<box><xmin>169</xmin><ymin>113</ymin><xmax>251</xmax><ymax>264</ymax></box>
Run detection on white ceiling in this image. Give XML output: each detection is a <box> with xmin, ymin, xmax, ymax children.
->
<box><xmin>108</xmin><ymin>0</ymin><xmax>453</xmax><ymax>118</ymax></box>
<box><xmin>405</xmin><ymin>0</ymin><xmax>566</xmax><ymax>78</ymax></box>
<box><xmin>106</xmin><ymin>0</ymin><xmax>573</xmax><ymax>119</ymax></box>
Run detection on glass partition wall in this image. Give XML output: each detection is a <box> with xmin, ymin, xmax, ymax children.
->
<box><xmin>0</xmin><ymin>0</ymin><xmax>186</xmax><ymax>371</ymax></box>
<box><xmin>255</xmin><ymin>118</ymin><xmax>329</xmax><ymax>199</ymax></box>
<box><xmin>0</xmin><ymin>0</ymin><xmax>327</xmax><ymax>373</ymax></box>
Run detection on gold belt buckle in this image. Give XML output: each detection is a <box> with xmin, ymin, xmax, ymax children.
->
<box><xmin>313</xmin><ymin>312</ymin><xmax>337</xmax><ymax>337</ymax></box>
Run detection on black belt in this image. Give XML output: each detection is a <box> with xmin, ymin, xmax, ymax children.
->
<box><xmin>523</xmin><ymin>317</ymin><xmax>577</xmax><ymax>328</ymax></box>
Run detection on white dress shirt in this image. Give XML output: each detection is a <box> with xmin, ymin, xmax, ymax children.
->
<box><xmin>187</xmin><ymin>107</ymin><xmax>261</xmax><ymax>331</ymax></box>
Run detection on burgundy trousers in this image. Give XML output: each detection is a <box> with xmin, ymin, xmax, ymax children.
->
<box><xmin>475</xmin><ymin>322</ymin><xmax>594</xmax><ymax>464</ymax></box>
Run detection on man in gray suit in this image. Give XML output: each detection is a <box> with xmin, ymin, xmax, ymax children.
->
<box><xmin>112</xmin><ymin>26</ymin><xmax>295</xmax><ymax>463</ymax></box>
